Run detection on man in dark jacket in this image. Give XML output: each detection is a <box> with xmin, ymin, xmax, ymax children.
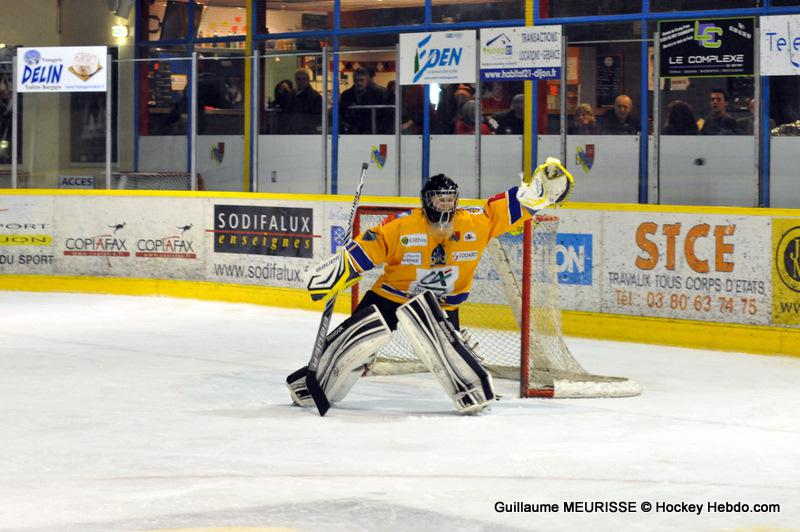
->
<box><xmin>598</xmin><ymin>94</ymin><xmax>641</xmax><ymax>135</ymax></box>
<box><xmin>339</xmin><ymin>66</ymin><xmax>387</xmax><ymax>134</ymax></box>
<box><xmin>494</xmin><ymin>94</ymin><xmax>525</xmax><ymax>135</ymax></box>
<box><xmin>284</xmin><ymin>68</ymin><xmax>322</xmax><ymax>134</ymax></box>
<box><xmin>700</xmin><ymin>89</ymin><xmax>740</xmax><ymax>135</ymax></box>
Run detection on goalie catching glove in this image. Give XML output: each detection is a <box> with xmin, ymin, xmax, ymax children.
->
<box><xmin>516</xmin><ymin>157</ymin><xmax>574</xmax><ymax>212</ymax></box>
<box><xmin>306</xmin><ymin>249</ymin><xmax>362</xmax><ymax>302</ymax></box>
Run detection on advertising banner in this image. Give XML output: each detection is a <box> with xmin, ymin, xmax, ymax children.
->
<box><xmin>54</xmin><ymin>197</ymin><xmax>205</xmax><ymax>280</ymax></box>
<box><xmin>600</xmin><ymin>211</ymin><xmax>770</xmax><ymax>325</ymax></box>
<box><xmin>6</xmin><ymin>192</ymin><xmax>800</xmax><ymax>331</ymax></box>
<box><xmin>0</xmin><ymin>196</ymin><xmax>55</xmax><ymax>276</ymax></box>
<box><xmin>399</xmin><ymin>31</ymin><xmax>476</xmax><ymax>85</ymax></box>
<box><xmin>658</xmin><ymin>18</ymin><xmax>754</xmax><ymax>78</ymax></box>
<box><xmin>760</xmin><ymin>15</ymin><xmax>800</xmax><ymax>76</ymax></box>
<box><xmin>17</xmin><ymin>46</ymin><xmax>108</xmax><ymax>92</ymax></box>
<box><xmin>479</xmin><ymin>26</ymin><xmax>562</xmax><ymax>81</ymax></box>
<box><xmin>772</xmin><ymin>218</ymin><xmax>800</xmax><ymax>325</ymax></box>
<box><xmin>552</xmin><ymin>210</ymin><xmax>603</xmax><ymax>313</ymax></box>
<box><xmin>205</xmin><ymin>199</ymin><xmax>321</xmax><ymax>289</ymax></box>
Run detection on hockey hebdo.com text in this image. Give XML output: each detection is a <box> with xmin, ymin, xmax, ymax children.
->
<box><xmin>494</xmin><ymin>500</ymin><xmax>780</xmax><ymax>515</ymax></box>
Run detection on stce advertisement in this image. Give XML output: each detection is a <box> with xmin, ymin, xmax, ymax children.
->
<box><xmin>601</xmin><ymin>212</ymin><xmax>770</xmax><ymax>325</ymax></box>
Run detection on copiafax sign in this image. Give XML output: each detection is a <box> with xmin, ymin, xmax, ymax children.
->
<box><xmin>16</xmin><ymin>46</ymin><xmax>107</xmax><ymax>92</ymax></box>
<box><xmin>399</xmin><ymin>31</ymin><xmax>476</xmax><ymax>85</ymax></box>
<box><xmin>760</xmin><ymin>15</ymin><xmax>800</xmax><ymax>76</ymax></box>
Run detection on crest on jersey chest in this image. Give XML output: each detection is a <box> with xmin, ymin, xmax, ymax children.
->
<box><xmin>430</xmin><ymin>243</ymin><xmax>446</xmax><ymax>266</ymax></box>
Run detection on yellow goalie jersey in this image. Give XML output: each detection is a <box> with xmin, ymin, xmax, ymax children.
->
<box><xmin>345</xmin><ymin>187</ymin><xmax>532</xmax><ymax>310</ymax></box>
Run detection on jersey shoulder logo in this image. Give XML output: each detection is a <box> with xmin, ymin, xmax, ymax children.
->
<box><xmin>464</xmin><ymin>206</ymin><xmax>484</xmax><ymax>215</ymax></box>
<box><xmin>464</xmin><ymin>231</ymin><xmax>477</xmax><ymax>242</ymax></box>
<box><xmin>362</xmin><ymin>229</ymin><xmax>378</xmax><ymax>241</ymax></box>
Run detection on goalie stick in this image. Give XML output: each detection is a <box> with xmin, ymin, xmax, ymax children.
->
<box><xmin>304</xmin><ymin>162</ymin><xmax>369</xmax><ymax>416</ymax></box>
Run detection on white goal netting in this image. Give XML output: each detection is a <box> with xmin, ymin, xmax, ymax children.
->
<box><xmin>353</xmin><ymin>207</ymin><xmax>641</xmax><ymax>399</ymax></box>
<box><xmin>111</xmin><ymin>172</ymin><xmax>204</xmax><ymax>191</ymax></box>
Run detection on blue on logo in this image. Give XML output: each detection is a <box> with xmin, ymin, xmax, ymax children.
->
<box><xmin>24</xmin><ymin>50</ymin><xmax>41</xmax><ymax>67</ymax></box>
<box><xmin>331</xmin><ymin>225</ymin><xmax>346</xmax><ymax>253</ymax></box>
<box><xmin>413</xmin><ymin>34</ymin><xmax>463</xmax><ymax>83</ymax></box>
<box><xmin>556</xmin><ymin>233</ymin><xmax>592</xmax><ymax>286</ymax></box>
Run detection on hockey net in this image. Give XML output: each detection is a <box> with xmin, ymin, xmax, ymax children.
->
<box><xmin>352</xmin><ymin>206</ymin><xmax>641</xmax><ymax>399</ymax></box>
<box><xmin>111</xmin><ymin>172</ymin><xmax>205</xmax><ymax>191</ymax></box>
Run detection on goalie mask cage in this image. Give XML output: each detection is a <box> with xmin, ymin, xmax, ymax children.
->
<box><xmin>352</xmin><ymin>206</ymin><xmax>641</xmax><ymax>399</ymax></box>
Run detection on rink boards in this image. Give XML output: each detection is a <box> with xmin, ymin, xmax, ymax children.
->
<box><xmin>1</xmin><ymin>188</ymin><xmax>799</xmax><ymax>356</ymax></box>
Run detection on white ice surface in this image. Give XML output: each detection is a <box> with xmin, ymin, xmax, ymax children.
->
<box><xmin>1</xmin><ymin>291</ymin><xmax>799</xmax><ymax>532</ymax></box>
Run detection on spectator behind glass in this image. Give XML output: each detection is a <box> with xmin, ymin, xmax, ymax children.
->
<box><xmin>663</xmin><ymin>100</ymin><xmax>698</xmax><ymax>135</ymax></box>
<box><xmin>736</xmin><ymin>98</ymin><xmax>776</xmax><ymax>135</ymax></box>
<box><xmin>271</xmin><ymin>79</ymin><xmax>294</xmax><ymax>111</ymax></box>
<box><xmin>598</xmin><ymin>94</ymin><xmax>641</xmax><ymax>134</ymax></box>
<box><xmin>435</xmin><ymin>83</ymin><xmax>474</xmax><ymax>134</ymax></box>
<box><xmin>339</xmin><ymin>66</ymin><xmax>386</xmax><ymax>134</ymax></box>
<box><xmin>494</xmin><ymin>94</ymin><xmax>525</xmax><ymax>135</ymax></box>
<box><xmin>365</xmin><ymin>64</ymin><xmax>387</xmax><ymax>98</ymax></box>
<box><xmin>283</xmin><ymin>68</ymin><xmax>322</xmax><ymax>134</ymax></box>
<box><xmin>569</xmin><ymin>103</ymin><xmax>599</xmax><ymax>135</ymax></box>
<box><xmin>454</xmin><ymin>100</ymin><xmax>491</xmax><ymax>135</ymax></box>
<box><xmin>699</xmin><ymin>89</ymin><xmax>740</xmax><ymax>135</ymax></box>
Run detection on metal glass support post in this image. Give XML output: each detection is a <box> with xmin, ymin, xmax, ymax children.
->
<box><xmin>395</xmin><ymin>43</ymin><xmax>402</xmax><ymax>195</ymax></box>
<box><xmin>106</xmin><ymin>54</ymin><xmax>113</xmax><ymax>189</ymax></box>
<box><xmin>252</xmin><ymin>50</ymin><xmax>260</xmax><ymax>192</ymax></box>
<box><xmin>760</xmin><ymin>69</ymin><xmax>771</xmax><ymax>208</ymax></box>
<box><xmin>422</xmin><ymin>84</ymin><xmax>430</xmax><ymax>184</ymax></box>
<box><xmin>322</xmin><ymin>46</ymin><xmax>329</xmax><ymax>194</ymax></box>
<box><xmin>475</xmin><ymin>35</ymin><xmax>482</xmax><ymax>195</ymax></box>
<box><xmin>754</xmin><ymin>26</ymin><xmax>761</xmax><ymax>207</ymax></box>
<box><xmin>331</xmin><ymin>41</ymin><xmax>340</xmax><ymax>195</ymax></box>
<box><xmin>639</xmin><ymin>19</ymin><xmax>650</xmax><ymax>204</ymax></box>
<box><xmin>652</xmin><ymin>32</ymin><xmax>661</xmax><ymax>205</ymax></box>
<box><xmin>559</xmin><ymin>35</ymin><xmax>567</xmax><ymax>164</ymax></box>
<box><xmin>11</xmin><ymin>56</ymin><xmax>18</xmax><ymax>189</ymax></box>
<box><xmin>190</xmin><ymin>51</ymin><xmax>198</xmax><ymax>191</ymax></box>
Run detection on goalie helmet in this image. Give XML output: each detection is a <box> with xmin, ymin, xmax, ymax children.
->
<box><xmin>421</xmin><ymin>174</ymin><xmax>459</xmax><ymax>226</ymax></box>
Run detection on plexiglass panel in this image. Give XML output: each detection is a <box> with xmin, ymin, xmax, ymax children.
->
<box><xmin>336</xmin><ymin>47</ymin><xmax>399</xmax><ymax>195</ymax></box>
<box><xmin>769</xmin><ymin>76</ymin><xmax>800</xmax><ymax>208</ymax></box>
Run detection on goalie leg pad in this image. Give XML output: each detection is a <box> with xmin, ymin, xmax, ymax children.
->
<box><xmin>397</xmin><ymin>291</ymin><xmax>495</xmax><ymax>414</ymax></box>
<box><xmin>319</xmin><ymin>305</ymin><xmax>391</xmax><ymax>402</ymax></box>
<box><xmin>287</xmin><ymin>305</ymin><xmax>391</xmax><ymax>407</ymax></box>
